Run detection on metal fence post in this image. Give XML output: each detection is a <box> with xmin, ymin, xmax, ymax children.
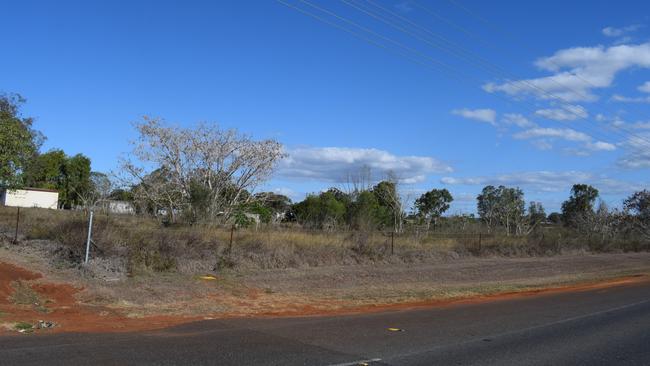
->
<box><xmin>13</xmin><ymin>207</ymin><xmax>20</xmax><ymax>244</ymax></box>
<box><xmin>391</xmin><ymin>231</ymin><xmax>395</xmax><ymax>255</ymax></box>
<box><xmin>84</xmin><ymin>211</ymin><xmax>94</xmax><ymax>263</ymax></box>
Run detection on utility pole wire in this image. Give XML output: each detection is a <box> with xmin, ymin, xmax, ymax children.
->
<box><xmin>441</xmin><ymin>0</ymin><xmax>650</xmax><ymax>144</ymax></box>
<box><xmin>350</xmin><ymin>0</ymin><xmax>650</xmax><ymax>146</ymax></box>
<box><xmin>279</xmin><ymin>0</ymin><xmax>623</xmax><ymax>148</ymax></box>
<box><xmin>275</xmin><ymin>0</ymin><xmax>470</xmax><ymax>82</ymax></box>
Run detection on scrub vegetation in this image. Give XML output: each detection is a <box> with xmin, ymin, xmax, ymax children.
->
<box><xmin>1</xmin><ymin>93</ymin><xmax>649</xmax><ymax>275</ymax></box>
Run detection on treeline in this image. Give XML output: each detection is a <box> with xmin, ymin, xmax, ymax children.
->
<box><xmin>2</xmin><ymin>92</ymin><xmax>648</xmax><ymax>244</ymax></box>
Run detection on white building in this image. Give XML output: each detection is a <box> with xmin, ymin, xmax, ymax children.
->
<box><xmin>0</xmin><ymin>188</ymin><xmax>59</xmax><ymax>209</ymax></box>
<box><xmin>102</xmin><ymin>200</ymin><xmax>135</xmax><ymax>215</ymax></box>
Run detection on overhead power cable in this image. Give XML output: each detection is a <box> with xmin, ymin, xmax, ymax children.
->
<box><xmin>277</xmin><ymin>0</ymin><xmax>637</xmax><ymax>148</ymax></box>
<box><xmin>440</xmin><ymin>0</ymin><xmax>650</xmax><ymax>145</ymax></box>
<box><xmin>349</xmin><ymin>0</ymin><xmax>650</xmax><ymax>146</ymax></box>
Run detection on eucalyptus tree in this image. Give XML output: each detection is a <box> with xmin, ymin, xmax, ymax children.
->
<box><xmin>120</xmin><ymin>117</ymin><xmax>284</xmax><ymax>222</ymax></box>
<box><xmin>477</xmin><ymin>185</ymin><xmax>525</xmax><ymax>235</ymax></box>
<box><xmin>561</xmin><ymin>184</ymin><xmax>599</xmax><ymax>227</ymax></box>
<box><xmin>415</xmin><ymin>188</ymin><xmax>453</xmax><ymax>231</ymax></box>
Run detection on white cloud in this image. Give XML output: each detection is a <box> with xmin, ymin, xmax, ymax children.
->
<box><xmin>614</xmin><ymin>81</ymin><xmax>650</xmax><ymax>103</ymax></box>
<box><xmin>484</xmin><ymin>43</ymin><xmax>650</xmax><ymax>102</ymax></box>
<box><xmin>452</xmin><ymin>108</ymin><xmax>496</xmax><ymax>125</ymax></box>
<box><xmin>441</xmin><ymin>171</ymin><xmax>591</xmax><ymax>191</ymax></box>
<box><xmin>602</xmin><ymin>24</ymin><xmax>642</xmax><ymax>37</ymax></box>
<box><xmin>611</xmin><ymin>94</ymin><xmax>650</xmax><ymax>103</ymax></box>
<box><xmin>502</xmin><ymin>113</ymin><xmax>535</xmax><ymax>128</ymax></box>
<box><xmin>278</xmin><ymin>147</ymin><xmax>452</xmax><ymax>184</ymax></box>
<box><xmin>513</xmin><ymin>127</ymin><xmax>591</xmax><ymax>142</ymax></box>
<box><xmin>535</xmin><ymin>104</ymin><xmax>588</xmax><ymax>121</ymax></box>
<box><xmin>638</xmin><ymin>81</ymin><xmax>650</xmax><ymax>93</ymax></box>
<box><xmin>618</xmin><ymin>132</ymin><xmax>650</xmax><ymax>169</ymax></box>
<box><xmin>584</xmin><ymin>141</ymin><xmax>616</xmax><ymax>151</ymax></box>
<box><xmin>513</xmin><ymin>127</ymin><xmax>616</xmax><ymax>153</ymax></box>
<box><xmin>441</xmin><ymin>171</ymin><xmax>643</xmax><ymax>194</ymax></box>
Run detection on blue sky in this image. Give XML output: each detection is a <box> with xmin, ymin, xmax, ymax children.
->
<box><xmin>2</xmin><ymin>0</ymin><xmax>649</xmax><ymax>213</ymax></box>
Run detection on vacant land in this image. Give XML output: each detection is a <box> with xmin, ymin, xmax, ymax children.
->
<box><xmin>1</xmin><ymin>207</ymin><xmax>649</xmax><ymax>334</ymax></box>
<box><xmin>1</xmin><ymin>239</ymin><xmax>649</xmax><ymax>334</ymax></box>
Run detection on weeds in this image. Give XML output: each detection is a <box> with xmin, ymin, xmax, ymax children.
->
<box><xmin>10</xmin><ymin>281</ymin><xmax>49</xmax><ymax>313</ymax></box>
<box><xmin>0</xmin><ymin>206</ymin><xmax>648</xmax><ymax>275</ymax></box>
<box><xmin>14</xmin><ymin>322</ymin><xmax>33</xmax><ymax>332</ymax></box>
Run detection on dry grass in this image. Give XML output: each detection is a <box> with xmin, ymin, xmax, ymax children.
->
<box><xmin>9</xmin><ymin>281</ymin><xmax>49</xmax><ymax>313</ymax></box>
<box><xmin>1</xmin><ymin>206</ymin><xmax>648</xmax><ymax>277</ymax></box>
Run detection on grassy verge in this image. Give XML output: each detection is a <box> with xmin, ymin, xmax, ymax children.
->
<box><xmin>2</xmin><ymin>206</ymin><xmax>648</xmax><ymax>277</ymax></box>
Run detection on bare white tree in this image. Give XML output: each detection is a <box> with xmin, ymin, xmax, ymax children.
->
<box><xmin>75</xmin><ymin>172</ymin><xmax>114</xmax><ymax>211</ymax></box>
<box><xmin>119</xmin><ymin>117</ymin><xmax>284</xmax><ymax>222</ymax></box>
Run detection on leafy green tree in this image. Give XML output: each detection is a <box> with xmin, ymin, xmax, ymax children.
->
<box><xmin>60</xmin><ymin>154</ymin><xmax>92</xmax><ymax>208</ymax></box>
<box><xmin>109</xmin><ymin>188</ymin><xmax>134</xmax><ymax>202</ymax></box>
<box><xmin>547</xmin><ymin>212</ymin><xmax>562</xmax><ymax>225</ymax></box>
<box><xmin>293</xmin><ymin>189</ymin><xmax>348</xmax><ymax>229</ymax></box>
<box><xmin>477</xmin><ymin>185</ymin><xmax>500</xmax><ymax>232</ymax></box>
<box><xmin>624</xmin><ymin>190</ymin><xmax>650</xmax><ymax>222</ymax></box>
<box><xmin>623</xmin><ymin>190</ymin><xmax>650</xmax><ymax>239</ymax></box>
<box><xmin>561</xmin><ymin>184</ymin><xmax>599</xmax><ymax>227</ymax></box>
<box><xmin>528</xmin><ymin>201</ymin><xmax>546</xmax><ymax>224</ymax></box>
<box><xmin>242</xmin><ymin>201</ymin><xmax>273</xmax><ymax>224</ymax></box>
<box><xmin>22</xmin><ymin>149</ymin><xmax>92</xmax><ymax>208</ymax></box>
<box><xmin>477</xmin><ymin>185</ymin><xmax>525</xmax><ymax>235</ymax></box>
<box><xmin>349</xmin><ymin>190</ymin><xmax>389</xmax><ymax>230</ymax></box>
<box><xmin>526</xmin><ymin>201</ymin><xmax>546</xmax><ymax>233</ymax></box>
<box><xmin>0</xmin><ymin>93</ymin><xmax>43</xmax><ymax>188</ymax></box>
<box><xmin>499</xmin><ymin>186</ymin><xmax>525</xmax><ymax>235</ymax></box>
<box><xmin>372</xmin><ymin>180</ymin><xmax>405</xmax><ymax>232</ymax></box>
<box><xmin>254</xmin><ymin>192</ymin><xmax>293</xmax><ymax>222</ymax></box>
<box><xmin>415</xmin><ymin>188</ymin><xmax>453</xmax><ymax>231</ymax></box>
<box><xmin>23</xmin><ymin>149</ymin><xmax>67</xmax><ymax>189</ymax></box>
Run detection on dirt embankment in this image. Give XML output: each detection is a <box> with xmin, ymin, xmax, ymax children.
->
<box><xmin>1</xmin><ymin>251</ymin><xmax>649</xmax><ymax>335</ymax></box>
<box><xmin>0</xmin><ymin>261</ymin><xmax>197</xmax><ymax>334</ymax></box>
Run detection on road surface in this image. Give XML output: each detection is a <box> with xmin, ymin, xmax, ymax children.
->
<box><xmin>1</xmin><ymin>279</ymin><xmax>649</xmax><ymax>365</ymax></box>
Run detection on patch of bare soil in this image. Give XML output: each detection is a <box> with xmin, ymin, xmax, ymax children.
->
<box><xmin>1</xmin><ymin>244</ymin><xmax>649</xmax><ymax>335</ymax></box>
<box><xmin>0</xmin><ymin>261</ymin><xmax>198</xmax><ymax>334</ymax></box>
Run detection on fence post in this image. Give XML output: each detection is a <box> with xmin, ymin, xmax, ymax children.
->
<box><xmin>13</xmin><ymin>207</ymin><xmax>20</xmax><ymax>244</ymax></box>
<box><xmin>84</xmin><ymin>211</ymin><xmax>94</xmax><ymax>263</ymax></box>
<box><xmin>228</xmin><ymin>225</ymin><xmax>234</xmax><ymax>257</ymax></box>
<box><xmin>478</xmin><ymin>233</ymin><xmax>482</xmax><ymax>253</ymax></box>
<box><xmin>391</xmin><ymin>231</ymin><xmax>395</xmax><ymax>255</ymax></box>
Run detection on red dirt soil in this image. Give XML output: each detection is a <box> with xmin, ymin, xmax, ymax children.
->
<box><xmin>0</xmin><ymin>261</ymin><xmax>648</xmax><ymax>335</ymax></box>
<box><xmin>0</xmin><ymin>262</ymin><xmax>198</xmax><ymax>334</ymax></box>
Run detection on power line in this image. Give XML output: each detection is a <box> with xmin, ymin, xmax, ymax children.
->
<box><xmin>441</xmin><ymin>0</ymin><xmax>650</xmax><ymax>145</ymax></box>
<box><xmin>334</xmin><ymin>0</ymin><xmax>633</xmax><ymax>146</ymax></box>
<box><xmin>351</xmin><ymin>0</ymin><xmax>650</xmax><ymax>146</ymax></box>
<box><xmin>278</xmin><ymin>0</ymin><xmax>635</xmax><ymax>149</ymax></box>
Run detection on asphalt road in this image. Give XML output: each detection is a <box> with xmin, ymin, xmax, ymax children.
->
<box><xmin>1</xmin><ymin>279</ymin><xmax>649</xmax><ymax>366</ymax></box>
